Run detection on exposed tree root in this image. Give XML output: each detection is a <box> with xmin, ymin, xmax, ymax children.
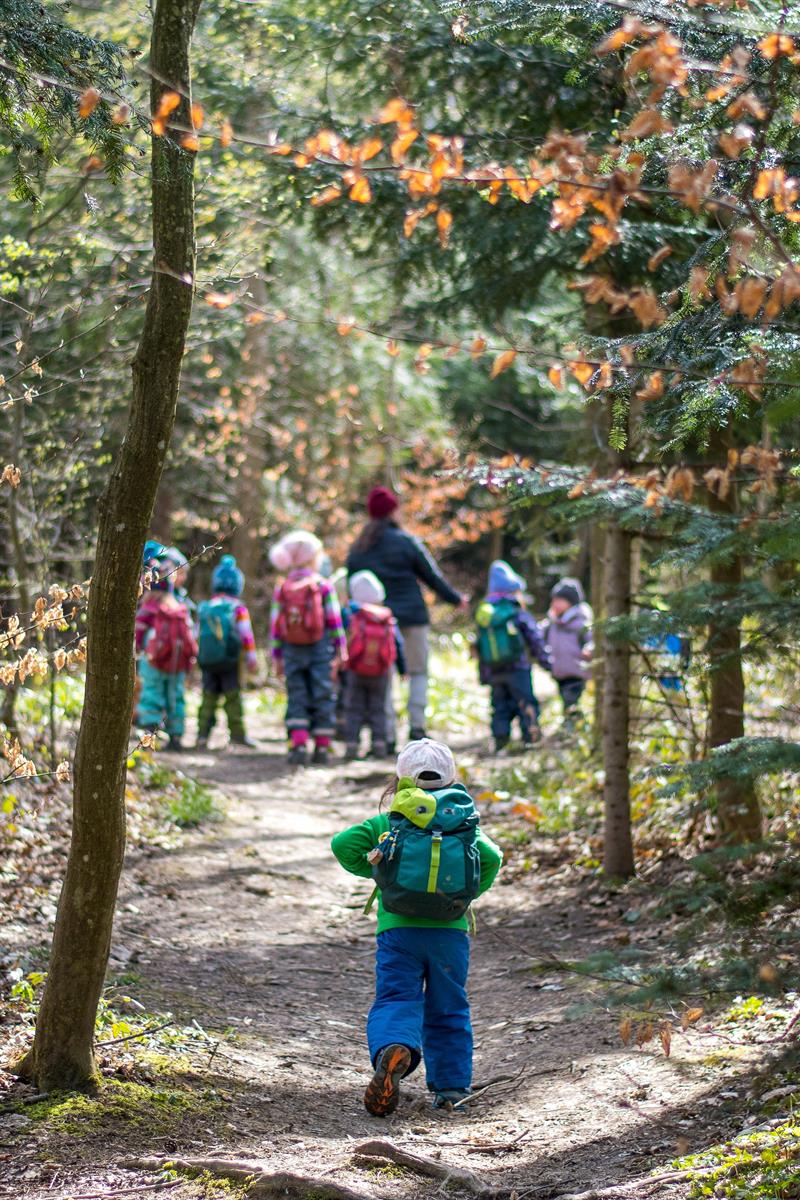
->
<box><xmin>122</xmin><ymin>1157</ymin><xmax>376</xmax><ymax>1200</ymax></box>
<box><xmin>352</xmin><ymin>1138</ymin><xmax>494</xmax><ymax>1196</ymax></box>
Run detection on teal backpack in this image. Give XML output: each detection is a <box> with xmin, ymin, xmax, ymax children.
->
<box><xmin>475</xmin><ymin>597</ymin><xmax>524</xmax><ymax>666</ymax></box>
<box><xmin>369</xmin><ymin>781</ymin><xmax>481</xmax><ymax>922</ymax></box>
<box><xmin>197</xmin><ymin>597</ymin><xmax>241</xmax><ymax>668</ymax></box>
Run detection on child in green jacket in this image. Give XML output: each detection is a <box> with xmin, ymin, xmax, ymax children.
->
<box><xmin>331</xmin><ymin>738</ymin><xmax>502</xmax><ymax>1116</ymax></box>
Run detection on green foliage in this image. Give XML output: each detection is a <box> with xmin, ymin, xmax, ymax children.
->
<box><xmin>675</xmin><ymin>1119</ymin><xmax>800</xmax><ymax>1200</ymax></box>
<box><xmin>0</xmin><ymin>0</ymin><xmax>130</xmax><ymax>202</ymax></box>
<box><xmin>131</xmin><ymin>755</ymin><xmax>222</xmax><ymax>828</ymax></box>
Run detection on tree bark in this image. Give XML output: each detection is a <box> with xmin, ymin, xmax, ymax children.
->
<box><xmin>707</xmin><ymin>486</ymin><xmax>761</xmax><ymax>842</ymax></box>
<box><xmin>602</xmin><ymin>521</ymin><xmax>635</xmax><ymax>878</ymax></box>
<box><xmin>18</xmin><ymin>0</ymin><xmax>199</xmax><ymax>1091</ymax></box>
<box><xmin>589</xmin><ymin>520</ymin><xmax>605</xmax><ymax>751</ymax></box>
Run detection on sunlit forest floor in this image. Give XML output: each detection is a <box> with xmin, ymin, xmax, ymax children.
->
<box><xmin>2</xmin><ymin>650</ymin><xmax>798</xmax><ymax>1200</ymax></box>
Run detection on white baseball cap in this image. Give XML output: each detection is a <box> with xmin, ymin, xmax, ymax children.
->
<box><xmin>396</xmin><ymin>738</ymin><xmax>456</xmax><ymax>790</ymax></box>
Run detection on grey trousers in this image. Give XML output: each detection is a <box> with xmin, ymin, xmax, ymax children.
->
<box><xmin>385</xmin><ymin>623</ymin><xmax>429</xmax><ymax>739</ymax></box>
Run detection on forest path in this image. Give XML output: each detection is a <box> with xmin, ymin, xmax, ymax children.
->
<box><xmin>6</xmin><ymin>690</ymin><xmax>758</xmax><ymax>1200</ymax></box>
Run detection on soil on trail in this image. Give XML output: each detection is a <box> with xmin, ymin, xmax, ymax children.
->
<box><xmin>3</xmin><ymin>705</ymin><xmax>761</xmax><ymax>1200</ymax></box>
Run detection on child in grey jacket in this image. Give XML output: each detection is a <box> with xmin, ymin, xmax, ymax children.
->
<box><xmin>540</xmin><ymin>578</ymin><xmax>593</xmax><ymax>715</ymax></box>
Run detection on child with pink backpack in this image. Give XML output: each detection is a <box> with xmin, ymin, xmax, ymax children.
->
<box><xmin>343</xmin><ymin>570</ymin><xmax>405</xmax><ymax>761</ymax></box>
<box><xmin>269</xmin><ymin>530</ymin><xmax>347</xmax><ymax>766</ymax></box>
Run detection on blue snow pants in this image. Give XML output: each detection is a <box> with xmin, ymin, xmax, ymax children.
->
<box><xmin>137</xmin><ymin>659</ymin><xmax>187</xmax><ymax>736</ymax></box>
<box><xmin>489</xmin><ymin>666</ymin><xmax>540</xmax><ymax>741</ymax></box>
<box><xmin>367</xmin><ymin>927</ymin><xmax>472</xmax><ymax>1092</ymax></box>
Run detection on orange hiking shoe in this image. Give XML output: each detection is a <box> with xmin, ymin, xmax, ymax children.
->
<box><xmin>364</xmin><ymin>1044</ymin><xmax>412</xmax><ymax>1117</ymax></box>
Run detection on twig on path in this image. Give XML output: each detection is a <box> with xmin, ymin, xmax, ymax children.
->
<box><xmin>122</xmin><ymin>1157</ymin><xmax>375</xmax><ymax>1200</ymax></box>
<box><xmin>64</xmin><ymin>1182</ymin><xmax>181</xmax><ymax>1200</ymax></box>
<box><xmin>546</xmin><ymin>1165</ymin><xmax>719</xmax><ymax>1200</ymax></box>
<box><xmin>465</xmin><ymin>1128</ymin><xmax>531</xmax><ymax>1154</ymax></box>
<box><xmin>351</xmin><ymin>1139</ymin><xmax>493</xmax><ymax>1197</ymax></box>
<box><xmin>453</xmin><ymin>1065</ymin><xmax>557</xmax><ymax>1108</ymax></box>
<box><xmin>0</xmin><ymin>1091</ymin><xmax>49</xmax><ymax>1111</ymax></box>
<box><xmin>96</xmin><ymin>1021</ymin><xmax>174</xmax><ymax>1048</ymax></box>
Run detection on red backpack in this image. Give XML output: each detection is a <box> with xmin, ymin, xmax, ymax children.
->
<box><xmin>146</xmin><ymin>601</ymin><xmax>197</xmax><ymax>673</ymax></box>
<box><xmin>347</xmin><ymin>604</ymin><xmax>397</xmax><ymax>677</ymax></box>
<box><xmin>276</xmin><ymin>575</ymin><xmax>326</xmax><ymax>645</ymax></box>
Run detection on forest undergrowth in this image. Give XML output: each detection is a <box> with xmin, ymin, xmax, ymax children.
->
<box><xmin>1</xmin><ymin>645</ymin><xmax>799</xmax><ymax>1200</ymax></box>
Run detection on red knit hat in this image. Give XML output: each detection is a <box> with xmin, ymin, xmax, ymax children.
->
<box><xmin>367</xmin><ymin>486</ymin><xmax>399</xmax><ymax>519</ymax></box>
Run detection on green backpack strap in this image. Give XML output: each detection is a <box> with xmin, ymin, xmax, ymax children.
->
<box><xmin>363</xmin><ymin>885</ymin><xmax>379</xmax><ymax>915</ymax></box>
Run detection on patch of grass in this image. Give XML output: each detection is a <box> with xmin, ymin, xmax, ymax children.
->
<box><xmin>165</xmin><ymin>776</ymin><xmax>221</xmax><ymax>828</ymax></box>
<box><xmin>675</xmin><ymin>1119</ymin><xmax>800</xmax><ymax>1199</ymax></box>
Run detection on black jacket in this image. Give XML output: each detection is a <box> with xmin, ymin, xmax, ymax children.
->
<box><xmin>347</xmin><ymin>524</ymin><xmax>461</xmax><ymax>627</ymax></box>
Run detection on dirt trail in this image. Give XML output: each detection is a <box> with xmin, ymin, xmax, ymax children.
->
<box><xmin>4</xmin><ymin>704</ymin><xmax>757</xmax><ymax>1199</ymax></box>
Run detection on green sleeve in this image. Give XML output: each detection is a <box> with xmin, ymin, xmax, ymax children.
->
<box><xmin>476</xmin><ymin>828</ymin><xmax>503</xmax><ymax>896</ymax></box>
<box><xmin>331</xmin><ymin>814</ymin><xmax>388</xmax><ymax>879</ymax></box>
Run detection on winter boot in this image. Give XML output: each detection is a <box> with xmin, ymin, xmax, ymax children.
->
<box><xmin>167</xmin><ymin>735</ymin><xmax>185</xmax><ymax>752</ymax></box>
<box><xmin>364</xmin><ymin>1044</ymin><xmax>412</xmax><ymax>1117</ymax></box>
<box><xmin>409</xmin><ymin>727</ymin><xmax>427</xmax><ymax>741</ymax></box>
<box><xmin>371</xmin><ymin>740</ymin><xmax>388</xmax><ymax>759</ymax></box>
<box><xmin>288</xmin><ymin>744</ymin><xmax>309</xmax><ymax>767</ymax></box>
<box><xmin>312</xmin><ymin>743</ymin><xmax>331</xmax><ymax>765</ymax></box>
<box><xmin>432</xmin><ymin>1088</ymin><xmax>472</xmax><ymax>1114</ymax></box>
<box><xmin>344</xmin><ymin>743</ymin><xmax>359</xmax><ymax>761</ymax></box>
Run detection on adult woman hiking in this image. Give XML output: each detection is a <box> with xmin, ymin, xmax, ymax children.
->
<box><xmin>347</xmin><ymin>486</ymin><xmax>467</xmax><ymax>747</ymax></box>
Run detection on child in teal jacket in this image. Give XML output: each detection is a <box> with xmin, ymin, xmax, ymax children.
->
<box><xmin>331</xmin><ymin>738</ymin><xmax>502</xmax><ymax>1116</ymax></box>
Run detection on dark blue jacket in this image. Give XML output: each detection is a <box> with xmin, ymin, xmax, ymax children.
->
<box><xmin>347</xmin><ymin>523</ymin><xmax>461</xmax><ymax>627</ymax></box>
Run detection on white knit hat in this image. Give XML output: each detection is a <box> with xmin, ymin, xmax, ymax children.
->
<box><xmin>396</xmin><ymin>738</ymin><xmax>456</xmax><ymax>790</ymax></box>
<box><xmin>349</xmin><ymin>569</ymin><xmax>386</xmax><ymax>605</ymax></box>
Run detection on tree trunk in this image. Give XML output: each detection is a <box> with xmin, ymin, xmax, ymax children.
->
<box><xmin>602</xmin><ymin>522</ymin><xmax>635</xmax><ymax>878</ymax></box>
<box><xmin>231</xmin><ymin>274</ymin><xmax>270</xmax><ymax>607</ymax></box>
<box><xmin>707</xmin><ymin>488</ymin><xmax>761</xmax><ymax>842</ymax></box>
<box><xmin>590</xmin><ymin>520</ymin><xmax>605</xmax><ymax>751</ymax></box>
<box><xmin>18</xmin><ymin>0</ymin><xmax>199</xmax><ymax>1092</ymax></box>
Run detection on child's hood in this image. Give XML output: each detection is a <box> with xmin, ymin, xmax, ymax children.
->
<box><xmin>553</xmin><ymin>601</ymin><xmax>592</xmax><ymax>628</ymax></box>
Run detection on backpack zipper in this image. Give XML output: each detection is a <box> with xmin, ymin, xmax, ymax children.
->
<box><xmin>427</xmin><ymin>829</ymin><xmax>443</xmax><ymax>893</ymax></box>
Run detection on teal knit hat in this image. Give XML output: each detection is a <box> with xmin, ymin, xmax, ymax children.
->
<box><xmin>212</xmin><ymin>553</ymin><xmax>244</xmax><ymax>596</ymax></box>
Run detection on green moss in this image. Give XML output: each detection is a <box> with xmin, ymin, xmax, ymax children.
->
<box><xmin>674</xmin><ymin>1119</ymin><xmax>800</xmax><ymax>1199</ymax></box>
<box><xmin>24</xmin><ymin>1078</ymin><xmax>216</xmax><ymax>1137</ymax></box>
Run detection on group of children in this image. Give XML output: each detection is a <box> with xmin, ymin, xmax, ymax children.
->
<box><xmin>135</xmin><ymin>541</ymin><xmax>257</xmax><ymax>750</ymax></box>
<box><xmin>135</xmin><ymin>531</ymin><xmax>593</xmax><ymax>760</ymax></box>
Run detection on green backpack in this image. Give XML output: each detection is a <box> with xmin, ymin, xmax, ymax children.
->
<box><xmin>197</xmin><ymin>597</ymin><xmax>241</xmax><ymax>668</ymax></box>
<box><xmin>475</xmin><ymin>598</ymin><xmax>524</xmax><ymax>666</ymax></box>
<box><xmin>369</xmin><ymin>780</ymin><xmax>481</xmax><ymax>922</ymax></box>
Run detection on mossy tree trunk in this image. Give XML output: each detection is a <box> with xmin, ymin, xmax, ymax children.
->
<box><xmin>18</xmin><ymin>0</ymin><xmax>200</xmax><ymax>1092</ymax></box>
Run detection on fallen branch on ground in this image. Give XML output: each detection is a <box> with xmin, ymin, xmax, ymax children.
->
<box><xmin>122</xmin><ymin>1157</ymin><xmax>375</xmax><ymax>1200</ymax></box>
<box><xmin>549</xmin><ymin>1164</ymin><xmax>719</xmax><ymax>1199</ymax></box>
<box><xmin>66</xmin><ymin>1182</ymin><xmax>181</xmax><ymax>1200</ymax></box>
<box><xmin>352</xmin><ymin>1139</ymin><xmax>493</xmax><ymax>1197</ymax></box>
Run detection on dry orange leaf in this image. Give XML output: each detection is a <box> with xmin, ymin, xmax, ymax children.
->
<box><xmin>548</xmin><ymin>364</ymin><xmax>564</xmax><ymax>388</ymax></box>
<box><xmin>490</xmin><ymin>349</ymin><xmax>517</xmax><ymax>378</ymax></box>
<box><xmin>647</xmin><ymin>244</ymin><xmax>673</xmax><ymax>271</ymax></box>
<box><xmin>190</xmin><ymin>102</ymin><xmax>204</xmax><ymax>130</ymax></box>
<box><xmin>378</xmin><ymin>97</ymin><xmax>415</xmax><ymax>126</ymax></box>
<box><xmin>355</xmin><ymin>137</ymin><xmax>383</xmax><ymax>162</ymax></box>
<box><xmin>470</xmin><ymin>337</ymin><xmax>487</xmax><ymax>359</ymax></box>
<box><xmin>111</xmin><ymin>103</ymin><xmax>131</xmax><ymax>125</ymax></box>
<box><xmin>310</xmin><ymin>185</ymin><xmax>343</xmax><ymax>207</ymax></box>
<box><xmin>757</xmin><ymin>33</ymin><xmax>795</xmax><ymax>59</ymax></box>
<box><xmin>386</xmin><ymin>339</ymin><xmax>401</xmax><ymax>357</ymax></box>
<box><xmin>205</xmin><ymin>292</ymin><xmax>236</xmax><ymax>309</ymax></box>
<box><xmin>436</xmin><ymin>207</ymin><xmax>453</xmax><ymax>248</ymax></box>
<box><xmin>336</xmin><ymin>320</ymin><xmax>355</xmax><ymax>336</ymax></box>
<box><xmin>570</xmin><ymin>359</ymin><xmax>594</xmax><ymax>387</ymax></box>
<box><xmin>349</xmin><ymin>176</ymin><xmax>372</xmax><ymax>204</ymax></box>
<box><xmin>220</xmin><ymin>118</ymin><xmax>234</xmax><ymax>148</ymax></box>
<box><xmin>78</xmin><ymin>87</ymin><xmax>101</xmax><ymax>118</ymax></box>
<box><xmin>391</xmin><ymin>129</ymin><xmax>419</xmax><ymax>163</ymax></box>
<box><xmin>181</xmin><ymin>133</ymin><xmax>200</xmax><ymax>152</ymax></box>
<box><xmin>245</xmin><ymin>312</ymin><xmax>268</xmax><ymax>325</ymax></box>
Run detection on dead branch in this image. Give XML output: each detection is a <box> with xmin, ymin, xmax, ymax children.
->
<box><xmin>121</xmin><ymin>1157</ymin><xmax>376</xmax><ymax>1200</ymax></box>
<box><xmin>352</xmin><ymin>1139</ymin><xmax>493</xmax><ymax>1197</ymax></box>
<box><xmin>551</xmin><ymin>1164</ymin><xmax>719</xmax><ymax>1199</ymax></box>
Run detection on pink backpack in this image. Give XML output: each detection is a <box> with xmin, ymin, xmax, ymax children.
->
<box><xmin>347</xmin><ymin>605</ymin><xmax>397</xmax><ymax>676</ymax></box>
<box><xmin>276</xmin><ymin>576</ymin><xmax>326</xmax><ymax>645</ymax></box>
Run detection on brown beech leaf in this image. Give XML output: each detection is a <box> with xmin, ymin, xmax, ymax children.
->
<box><xmin>78</xmin><ymin>87</ymin><xmax>101</xmax><ymax>118</ymax></box>
<box><xmin>490</xmin><ymin>349</ymin><xmax>517</xmax><ymax>378</ymax></box>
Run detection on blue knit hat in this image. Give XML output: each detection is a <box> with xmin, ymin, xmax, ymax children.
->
<box><xmin>143</xmin><ymin>538</ymin><xmax>166</xmax><ymax>567</ymax></box>
<box><xmin>212</xmin><ymin>553</ymin><xmax>244</xmax><ymax>597</ymax></box>
<box><xmin>488</xmin><ymin>559</ymin><xmax>526</xmax><ymax>596</ymax></box>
